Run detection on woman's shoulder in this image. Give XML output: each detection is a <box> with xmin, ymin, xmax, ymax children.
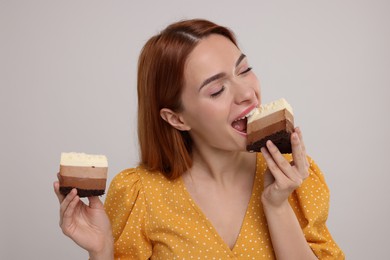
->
<box><xmin>105</xmin><ymin>165</ymin><xmax>182</xmax><ymax>216</ymax></box>
<box><xmin>108</xmin><ymin>165</ymin><xmax>175</xmax><ymax>194</ymax></box>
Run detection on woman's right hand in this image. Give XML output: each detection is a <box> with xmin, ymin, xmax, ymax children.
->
<box><xmin>53</xmin><ymin>177</ymin><xmax>114</xmax><ymax>260</ymax></box>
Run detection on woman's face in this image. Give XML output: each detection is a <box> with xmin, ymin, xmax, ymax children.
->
<box><xmin>179</xmin><ymin>34</ymin><xmax>261</xmax><ymax>152</ymax></box>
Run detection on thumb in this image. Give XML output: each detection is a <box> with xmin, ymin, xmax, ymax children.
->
<box><xmin>88</xmin><ymin>196</ymin><xmax>104</xmax><ymax>209</ymax></box>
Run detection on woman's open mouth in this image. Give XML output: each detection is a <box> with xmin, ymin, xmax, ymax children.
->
<box><xmin>231</xmin><ymin>108</ymin><xmax>256</xmax><ymax>135</ymax></box>
<box><xmin>232</xmin><ymin>117</ymin><xmax>247</xmax><ymax>134</ymax></box>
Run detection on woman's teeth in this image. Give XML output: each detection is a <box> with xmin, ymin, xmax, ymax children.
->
<box><xmin>235</xmin><ymin>108</ymin><xmax>256</xmax><ymax>122</ymax></box>
<box><xmin>231</xmin><ymin>108</ymin><xmax>257</xmax><ymax>133</ymax></box>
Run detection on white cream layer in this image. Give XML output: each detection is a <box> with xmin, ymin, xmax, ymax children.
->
<box><xmin>60</xmin><ymin>152</ymin><xmax>108</xmax><ymax>167</ymax></box>
<box><xmin>248</xmin><ymin>98</ymin><xmax>293</xmax><ymax>123</ymax></box>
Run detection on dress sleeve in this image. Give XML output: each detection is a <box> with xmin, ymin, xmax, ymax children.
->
<box><xmin>104</xmin><ymin>168</ymin><xmax>152</xmax><ymax>259</ymax></box>
<box><xmin>288</xmin><ymin>156</ymin><xmax>345</xmax><ymax>259</ymax></box>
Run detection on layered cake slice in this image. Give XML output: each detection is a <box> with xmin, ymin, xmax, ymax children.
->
<box><xmin>246</xmin><ymin>98</ymin><xmax>294</xmax><ymax>153</ymax></box>
<box><xmin>59</xmin><ymin>152</ymin><xmax>108</xmax><ymax>197</ymax></box>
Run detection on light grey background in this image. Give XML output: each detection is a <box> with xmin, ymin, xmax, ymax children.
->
<box><xmin>1</xmin><ymin>0</ymin><xmax>389</xmax><ymax>259</ymax></box>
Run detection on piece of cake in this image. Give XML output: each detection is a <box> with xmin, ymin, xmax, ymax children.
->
<box><xmin>59</xmin><ymin>152</ymin><xmax>108</xmax><ymax>197</ymax></box>
<box><xmin>246</xmin><ymin>98</ymin><xmax>294</xmax><ymax>153</ymax></box>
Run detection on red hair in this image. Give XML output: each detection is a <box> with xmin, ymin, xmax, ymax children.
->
<box><xmin>137</xmin><ymin>19</ymin><xmax>237</xmax><ymax>179</ymax></box>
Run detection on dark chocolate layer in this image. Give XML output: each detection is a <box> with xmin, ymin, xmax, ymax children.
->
<box><xmin>247</xmin><ymin>129</ymin><xmax>292</xmax><ymax>153</ymax></box>
<box><xmin>59</xmin><ymin>187</ymin><xmax>105</xmax><ymax>197</ymax></box>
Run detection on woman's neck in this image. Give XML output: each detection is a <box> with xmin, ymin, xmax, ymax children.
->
<box><xmin>187</xmin><ymin>145</ymin><xmax>257</xmax><ymax>186</ymax></box>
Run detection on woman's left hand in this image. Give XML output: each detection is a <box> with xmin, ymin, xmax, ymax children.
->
<box><xmin>261</xmin><ymin>127</ymin><xmax>309</xmax><ymax>209</ymax></box>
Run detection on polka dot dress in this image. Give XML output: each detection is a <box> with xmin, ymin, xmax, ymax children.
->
<box><xmin>104</xmin><ymin>153</ymin><xmax>344</xmax><ymax>259</ymax></box>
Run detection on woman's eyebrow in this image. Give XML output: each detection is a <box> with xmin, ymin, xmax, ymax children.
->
<box><xmin>199</xmin><ymin>72</ymin><xmax>225</xmax><ymax>91</ymax></box>
<box><xmin>235</xmin><ymin>53</ymin><xmax>246</xmax><ymax>67</ymax></box>
<box><xmin>199</xmin><ymin>53</ymin><xmax>247</xmax><ymax>91</ymax></box>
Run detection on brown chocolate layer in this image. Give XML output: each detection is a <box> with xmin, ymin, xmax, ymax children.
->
<box><xmin>59</xmin><ymin>165</ymin><xmax>107</xmax><ymax>178</ymax></box>
<box><xmin>59</xmin><ymin>175</ymin><xmax>106</xmax><ymax>189</ymax></box>
<box><xmin>247</xmin><ymin>109</ymin><xmax>294</xmax><ymax>153</ymax></box>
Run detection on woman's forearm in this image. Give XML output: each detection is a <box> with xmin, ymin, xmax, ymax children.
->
<box><xmin>263</xmin><ymin>201</ymin><xmax>317</xmax><ymax>260</ymax></box>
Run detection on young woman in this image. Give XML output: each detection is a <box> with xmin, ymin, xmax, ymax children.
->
<box><xmin>54</xmin><ymin>19</ymin><xmax>344</xmax><ymax>259</ymax></box>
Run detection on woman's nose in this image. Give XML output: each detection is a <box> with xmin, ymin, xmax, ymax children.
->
<box><xmin>233</xmin><ymin>81</ymin><xmax>256</xmax><ymax>104</ymax></box>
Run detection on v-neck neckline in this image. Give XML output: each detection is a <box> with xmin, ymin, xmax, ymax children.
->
<box><xmin>178</xmin><ymin>154</ymin><xmax>260</xmax><ymax>254</ymax></box>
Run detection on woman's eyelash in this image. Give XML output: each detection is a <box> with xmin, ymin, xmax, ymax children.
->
<box><xmin>210</xmin><ymin>86</ymin><xmax>225</xmax><ymax>98</ymax></box>
<box><xmin>241</xmin><ymin>67</ymin><xmax>253</xmax><ymax>74</ymax></box>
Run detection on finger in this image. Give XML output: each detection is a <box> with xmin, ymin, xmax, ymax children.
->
<box><xmin>295</xmin><ymin>127</ymin><xmax>310</xmax><ymax>168</ymax></box>
<box><xmin>63</xmin><ymin>191</ymin><xmax>80</xmax><ymax>220</ymax></box>
<box><xmin>263</xmin><ymin>167</ymin><xmax>275</xmax><ymax>185</ymax></box>
<box><xmin>88</xmin><ymin>196</ymin><xmax>104</xmax><ymax>209</ymax></box>
<box><xmin>59</xmin><ymin>188</ymin><xmax>78</xmax><ymax>220</ymax></box>
<box><xmin>265</xmin><ymin>140</ymin><xmax>295</xmax><ymax>175</ymax></box>
<box><xmin>60</xmin><ymin>188</ymin><xmax>79</xmax><ymax>227</ymax></box>
<box><xmin>261</xmin><ymin>146</ymin><xmax>286</xmax><ymax>183</ymax></box>
<box><xmin>291</xmin><ymin>132</ymin><xmax>310</xmax><ymax>182</ymax></box>
<box><xmin>53</xmin><ymin>180</ymin><xmax>64</xmax><ymax>203</ymax></box>
<box><xmin>291</xmin><ymin>132</ymin><xmax>306</xmax><ymax>172</ymax></box>
<box><xmin>266</xmin><ymin>140</ymin><xmax>305</xmax><ymax>185</ymax></box>
<box><xmin>61</xmin><ymin>193</ymin><xmax>81</xmax><ymax>234</ymax></box>
<box><xmin>295</xmin><ymin>127</ymin><xmax>307</xmax><ymax>155</ymax></box>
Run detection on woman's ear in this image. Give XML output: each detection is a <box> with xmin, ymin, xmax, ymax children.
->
<box><xmin>160</xmin><ymin>108</ymin><xmax>191</xmax><ymax>131</ymax></box>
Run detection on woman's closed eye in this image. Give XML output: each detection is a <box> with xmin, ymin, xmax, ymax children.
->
<box><xmin>210</xmin><ymin>86</ymin><xmax>225</xmax><ymax>98</ymax></box>
<box><xmin>208</xmin><ymin>67</ymin><xmax>252</xmax><ymax>98</ymax></box>
<box><xmin>240</xmin><ymin>67</ymin><xmax>253</xmax><ymax>75</ymax></box>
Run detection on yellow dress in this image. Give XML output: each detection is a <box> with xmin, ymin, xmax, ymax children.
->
<box><xmin>104</xmin><ymin>153</ymin><xmax>344</xmax><ymax>259</ymax></box>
